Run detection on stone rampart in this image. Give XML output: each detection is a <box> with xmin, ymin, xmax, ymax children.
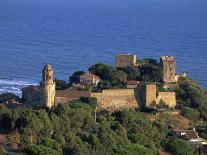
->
<box><xmin>91</xmin><ymin>89</ymin><xmax>138</xmax><ymax>111</ymax></box>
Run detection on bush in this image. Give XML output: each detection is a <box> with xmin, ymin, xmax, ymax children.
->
<box><xmin>113</xmin><ymin>144</ymin><xmax>153</xmax><ymax>155</ymax></box>
<box><xmin>181</xmin><ymin>107</ymin><xmax>199</xmax><ymax>120</ymax></box>
<box><xmin>25</xmin><ymin>144</ymin><xmax>60</xmax><ymax>155</ymax></box>
<box><xmin>55</xmin><ymin>79</ymin><xmax>68</xmax><ymax>90</ymax></box>
<box><xmin>174</xmin><ymin>78</ymin><xmax>207</xmax><ymax>120</ymax></box>
<box><xmin>166</xmin><ymin>139</ymin><xmax>197</xmax><ymax>155</ymax></box>
<box><xmin>80</xmin><ymin>97</ymin><xmax>97</xmax><ymax>110</ymax></box>
<box><xmin>0</xmin><ymin>93</ymin><xmax>21</xmax><ymax>103</ymax></box>
<box><xmin>0</xmin><ymin>147</ymin><xmax>6</xmax><ymax>154</ymax></box>
<box><xmin>40</xmin><ymin>137</ymin><xmax>61</xmax><ymax>152</ymax></box>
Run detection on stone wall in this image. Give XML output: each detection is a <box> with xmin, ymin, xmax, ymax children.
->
<box><xmin>55</xmin><ymin>97</ymin><xmax>75</xmax><ymax>104</ymax></box>
<box><xmin>115</xmin><ymin>54</ymin><xmax>136</xmax><ymax>68</ymax></box>
<box><xmin>91</xmin><ymin>89</ymin><xmax>138</xmax><ymax>111</ymax></box>
<box><xmin>145</xmin><ymin>84</ymin><xmax>157</xmax><ymax>108</ymax></box>
<box><xmin>160</xmin><ymin>56</ymin><xmax>176</xmax><ymax>83</ymax></box>
<box><xmin>156</xmin><ymin>92</ymin><xmax>176</xmax><ymax>108</ymax></box>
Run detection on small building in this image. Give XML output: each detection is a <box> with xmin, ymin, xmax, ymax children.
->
<box><xmin>80</xmin><ymin>73</ymin><xmax>100</xmax><ymax>86</ymax></box>
<box><xmin>126</xmin><ymin>80</ymin><xmax>139</xmax><ymax>89</ymax></box>
<box><xmin>169</xmin><ymin>128</ymin><xmax>207</xmax><ymax>145</ymax></box>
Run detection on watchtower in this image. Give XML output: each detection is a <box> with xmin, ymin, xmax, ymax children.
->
<box><xmin>40</xmin><ymin>64</ymin><xmax>56</xmax><ymax>108</ymax></box>
<box><xmin>115</xmin><ymin>53</ymin><xmax>136</xmax><ymax>68</ymax></box>
<box><xmin>160</xmin><ymin>56</ymin><xmax>176</xmax><ymax>83</ymax></box>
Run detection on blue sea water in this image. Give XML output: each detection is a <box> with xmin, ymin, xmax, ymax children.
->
<box><xmin>0</xmin><ymin>0</ymin><xmax>207</xmax><ymax>96</ymax></box>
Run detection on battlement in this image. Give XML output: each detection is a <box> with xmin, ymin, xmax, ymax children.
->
<box><xmin>116</xmin><ymin>53</ymin><xmax>135</xmax><ymax>56</ymax></box>
<box><xmin>160</xmin><ymin>56</ymin><xmax>176</xmax><ymax>61</ymax></box>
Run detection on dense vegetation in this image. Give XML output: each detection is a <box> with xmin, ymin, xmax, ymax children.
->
<box><xmin>88</xmin><ymin>59</ymin><xmax>162</xmax><ymax>89</ymax></box>
<box><xmin>0</xmin><ymin>100</ymin><xmax>197</xmax><ymax>155</ymax></box>
<box><xmin>171</xmin><ymin>77</ymin><xmax>207</xmax><ymax>121</ymax></box>
<box><xmin>0</xmin><ymin>93</ymin><xmax>21</xmax><ymax>103</ymax></box>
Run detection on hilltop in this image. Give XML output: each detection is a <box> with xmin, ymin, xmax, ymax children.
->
<box><xmin>0</xmin><ymin>54</ymin><xmax>207</xmax><ymax>155</ymax></box>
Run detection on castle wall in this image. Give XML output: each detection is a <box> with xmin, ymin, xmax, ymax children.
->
<box><xmin>156</xmin><ymin>92</ymin><xmax>176</xmax><ymax>108</ymax></box>
<box><xmin>91</xmin><ymin>89</ymin><xmax>138</xmax><ymax>111</ymax></box>
<box><xmin>55</xmin><ymin>97</ymin><xmax>75</xmax><ymax>104</ymax></box>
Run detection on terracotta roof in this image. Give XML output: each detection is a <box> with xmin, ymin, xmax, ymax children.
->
<box><xmin>80</xmin><ymin>73</ymin><xmax>100</xmax><ymax>79</ymax></box>
<box><xmin>56</xmin><ymin>89</ymin><xmax>91</xmax><ymax>98</ymax></box>
<box><xmin>173</xmin><ymin>129</ymin><xmax>199</xmax><ymax>140</ymax></box>
<box><xmin>127</xmin><ymin>80</ymin><xmax>138</xmax><ymax>85</ymax></box>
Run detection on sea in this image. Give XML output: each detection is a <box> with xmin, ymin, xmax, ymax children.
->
<box><xmin>0</xmin><ymin>0</ymin><xmax>206</xmax><ymax>96</ymax></box>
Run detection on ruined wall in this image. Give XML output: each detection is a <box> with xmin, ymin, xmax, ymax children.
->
<box><xmin>156</xmin><ymin>92</ymin><xmax>176</xmax><ymax>108</ymax></box>
<box><xmin>115</xmin><ymin>54</ymin><xmax>136</xmax><ymax>68</ymax></box>
<box><xmin>91</xmin><ymin>89</ymin><xmax>138</xmax><ymax>111</ymax></box>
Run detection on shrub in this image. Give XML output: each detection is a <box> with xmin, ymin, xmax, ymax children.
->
<box><xmin>166</xmin><ymin>139</ymin><xmax>197</xmax><ymax>155</ymax></box>
<box><xmin>0</xmin><ymin>147</ymin><xmax>6</xmax><ymax>154</ymax></box>
<box><xmin>25</xmin><ymin>144</ymin><xmax>60</xmax><ymax>155</ymax></box>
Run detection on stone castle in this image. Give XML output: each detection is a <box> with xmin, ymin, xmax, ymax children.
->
<box><xmin>22</xmin><ymin>54</ymin><xmax>177</xmax><ymax>111</ymax></box>
<box><xmin>116</xmin><ymin>53</ymin><xmax>177</xmax><ymax>83</ymax></box>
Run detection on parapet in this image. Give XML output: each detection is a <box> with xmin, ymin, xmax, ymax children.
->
<box><xmin>160</xmin><ymin>56</ymin><xmax>176</xmax><ymax>61</ymax></box>
<box><xmin>115</xmin><ymin>53</ymin><xmax>137</xmax><ymax>68</ymax></box>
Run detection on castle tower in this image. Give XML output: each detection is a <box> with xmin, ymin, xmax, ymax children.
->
<box><xmin>40</xmin><ymin>64</ymin><xmax>56</xmax><ymax>108</ymax></box>
<box><xmin>160</xmin><ymin>56</ymin><xmax>176</xmax><ymax>83</ymax></box>
<box><xmin>142</xmin><ymin>83</ymin><xmax>157</xmax><ymax>108</ymax></box>
<box><xmin>115</xmin><ymin>53</ymin><xmax>136</xmax><ymax>68</ymax></box>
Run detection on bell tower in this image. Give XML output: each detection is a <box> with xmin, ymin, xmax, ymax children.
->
<box><xmin>40</xmin><ymin>64</ymin><xmax>56</xmax><ymax>108</ymax></box>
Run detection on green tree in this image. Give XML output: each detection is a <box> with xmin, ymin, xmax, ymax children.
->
<box><xmin>118</xmin><ymin>67</ymin><xmax>140</xmax><ymax>80</ymax></box>
<box><xmin>55</xmin><ymin>79</ymin><xmax>68</xmax><ymax>90</ymax></box>
<box><xmin>181</xmin><ymin>107</ymin><xmax>199</xmax><ymax>120</ymax></box>
<box><xmin>88</xmin><ymin>63</ymin><xmax>114</xmax><ymax>81</ymax></box>
<box><xmin>166</xmin><ymin>139</ymin><xmax>197</xmax><ymax>155</ymax></box>
<box><xmin>110</xmin><ymin>70</ymin><xmax>127</xmax><ymax>87</ymax></box>
<box><xmin>69</xmin><ymin>71</ymin><xmax>85</xmax><ymax>84</ymax></box>
<box><xmin>0</xmin><ymin>93</ymin><xmax>21</xmax><ymax>103</ymax></box>
<box><xmin>113</xmin><ymin>144</ymin><xmax>153</xmax><ymax>155</ymax></box>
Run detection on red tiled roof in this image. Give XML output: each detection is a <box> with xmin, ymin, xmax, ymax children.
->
<box><xmin>56</xmin><ymin>89</ymin><xmax>91</xmax><ymax>98</ymax></box>
<box><xmin>173</xmin><ymin>129</ymin><xmax>199</xmax><ymax>140</ymax></box>
<box><xmin>80</xmin><ymin>73</ymin><xmax>100</xmax><ymax>79</ymax></box>
<box><xmin>127</xmin><ymin>80</ymin><xmax>138</xmax><ymax>85</ymax></box>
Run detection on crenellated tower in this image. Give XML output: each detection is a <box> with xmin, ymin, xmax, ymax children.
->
<box><xmin>40</xmin><ymin>64</ymin><xmax>56</xmax><ymax>108</ymax></box>
<box><xmin>160</xmin><ymin>56</ymin><xmax>176</xmax><ymax>83</ymax></box>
